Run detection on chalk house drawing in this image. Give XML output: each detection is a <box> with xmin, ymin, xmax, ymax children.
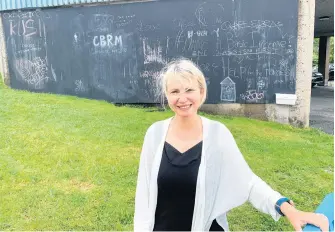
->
<box><xmin>220</xmin><ymin>76</ymin><xmax>236</xmax><ymax>102</ymax></box>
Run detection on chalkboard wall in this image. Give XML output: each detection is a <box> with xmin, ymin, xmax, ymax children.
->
<box><xmin>1</xmin><ymin>0</ymin><xmax>298</xmax><ymax>104</ymax></box>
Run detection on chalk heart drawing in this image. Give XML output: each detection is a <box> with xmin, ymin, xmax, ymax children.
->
<box><xmin>220</xmin><ymin>76</ymin><xmax>236</xmax><ymax>102</ymax></box>
<box><xmin>15</xmin><ymin>57</ymin><xmax>49</xmax><ymax>89</ymax></box>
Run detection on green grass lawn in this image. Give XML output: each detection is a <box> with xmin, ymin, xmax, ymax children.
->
<box><xmin>0</xmin><ymin>81</ymin><xmax>333</xmax><ymax>231</ymax></box>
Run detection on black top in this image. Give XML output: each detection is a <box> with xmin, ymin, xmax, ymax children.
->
<box><xmin>153</xmin><ymin>141</ymin><xmax>224</xmax><ymax>231</ymax></box>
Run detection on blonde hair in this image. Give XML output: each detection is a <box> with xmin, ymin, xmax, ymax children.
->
<box><xmin>158</xmin><ymin>58</ymin><xmax>207</xmax><ymax>108</ymax></box>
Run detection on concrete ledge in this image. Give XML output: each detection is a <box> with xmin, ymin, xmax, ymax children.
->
<box><xmin>201</xmin><ymin>103</ymin><xmax>294</xmax><ymax>125</ymax></box>
<box><xmin>200</xmin><ymin>103</ymin><xmax>310</xmax><ymax>127</ymax></box>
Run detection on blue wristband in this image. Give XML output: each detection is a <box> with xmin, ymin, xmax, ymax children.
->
<box><xmin>275</xmin><ymin>197</ymin><xmax>291</xmax><ymax>216</ymax></box>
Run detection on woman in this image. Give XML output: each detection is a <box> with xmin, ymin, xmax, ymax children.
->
<box><xmin>134</xmin><ymin>59</ymin><xmax>329</xmax><ymax>231</ymax></box>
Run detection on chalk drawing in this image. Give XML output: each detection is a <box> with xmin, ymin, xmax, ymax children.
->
<box><xmin>213</xmin><ymin>28</ymin><xmax>220</xmax><ymax>38</ymax></box>
<box><xmin>74</xmin><ymin>33</ymin><xmax>79</xmax><ymax>43</ymax></box>
<box><xmin>166</xmin><ymin>36</ymin><xmax>170</xmax><ymax>55</ymax></box>
<box><xmin>140</xmin><ymin>70</ymin><xmax>161</xmax><ymax>79</ymax></box>
<box><xmin>240</xmin><ymin>90</ymin><xmax>264</xmax><ymax>101</ymax></box>
<box><xmin>256</xmin><ymin>79</ymin><xmax>266</xmax><ymax>90</ymax></box>
<box><xmin>195</xmin><ymin>2</ymin><xmax>207</xmax><ymax>27</ymax></box>
<box><xmin>220</xmin><ymin>77</ymin><xmax>236</xmax><ymax>102</ymax></box>
<box><xmin>274</xmin><ymin>80</ymin><xmax>284</xmax><ymax>84</ymax></box>
<box><xmin>51</xmin><ymin>64</ymin><xmax>57</xmax><ymax>81</ymax></box>
<box><xmin>75</xmin><ymin>80</ymin><xmax>86</xmax><ymax>93</ymax></box>
<box><xmin>188</xmin><ymin>31</ymin><xmax>194</xmax><ymax>39</ymax></box>
<box><xmin>15</xmin><ymin>57</ymin><xmax>49</xmax><ymax>89</ymax></box>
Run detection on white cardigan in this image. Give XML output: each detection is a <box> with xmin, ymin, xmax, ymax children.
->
<box><xmin>134</xmin><ymin>116</ymin><xmax>284</xmax><ymax>231</ymax></box>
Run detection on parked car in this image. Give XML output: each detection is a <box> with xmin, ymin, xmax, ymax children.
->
<box><xmin>312</xmin><ymin>71</ymin><xmax>324</xmax><ymax>87</ymax></box>
<box><xmin>313</xmin><ymin>64</ymin><xmax>334</xmax><ymax>81</ymax></box>
<box><xmin>329</xmin><ymin>63</ymin><xmax>334</xmax><ymax>81</ymax></box>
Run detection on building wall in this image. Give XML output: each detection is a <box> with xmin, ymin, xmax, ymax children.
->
<box><xmin>288</xmin><ymin>0</ymin><xmax>315</xmax><ymax>127</ymax></box>
<box><xmin>201</xmin><ymin>0</ymin><xmax>315</xmax><ymax>128</ymax></box>
<box><xmin>0</xmin><ymin>15</ymin><xmax>9</xmax><ymax>84</ymax></box>
<box><xmin>0</xmin><ymin>0</ymin><xmax>114</xmax><ymax>11</ymax></box>
<box><xmin>0</xmin><ymin>0</ymin><xmax>315</xmax><ymax>127</ymax></box>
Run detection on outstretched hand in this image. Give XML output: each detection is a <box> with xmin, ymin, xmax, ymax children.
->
<box><xmin>281</xmin><ymin>201</ymin><xmax>329</xmax><ymax>232</ymax></box>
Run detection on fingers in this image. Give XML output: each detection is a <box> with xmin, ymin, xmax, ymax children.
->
<box><xmin>293</xmin><ymin>223</ymin><xmax>303</xmax><ymax>232</ymax></box>
<box><xmin>289</xmin><ymin>200</ymin><xmax>295</xmax><ymax>207</ymax></box>
<box><xmin>316</xmin><ymin>213</ymin><xmax>330</xmax><ymax>232</ymax></box>
<box><xmin>304</xmin><ymin>212</ymin><xmax>329</xmax><ymax>232</ymax></box>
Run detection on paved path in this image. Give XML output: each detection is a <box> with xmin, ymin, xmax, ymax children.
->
<box><xmin>309</xmin><ymin>86</ymin><xmax>334</xmax><ymax>135</ymax></box>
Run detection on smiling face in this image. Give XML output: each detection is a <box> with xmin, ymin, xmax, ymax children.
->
<box><xmin>166</xmin><ymin>76</ymin><xmax>204</xmax><ymax>118</ymax></box>
<box><xmin>160</xmin><ymin>59</ymin><xmax>207</xmax><ymax>118</ymax></box>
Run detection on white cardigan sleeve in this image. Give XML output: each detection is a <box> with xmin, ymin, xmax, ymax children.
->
<box><xmin>222</xmin><ymin>124</ymin><xmax>284</xmax><ymax>221</ymax></box>
<box><xmin>134</xmin><ymin>127</ymin><xmax>153</xmax><ymax>232</ymax></box>
<box><xmin>248</xmin><ymin>174</ymin><xmax>284</xmax><ymax>221</ymax></box>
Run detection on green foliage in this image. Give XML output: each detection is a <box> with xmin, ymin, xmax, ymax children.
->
<box><xmin>313</xmin><ymin>37</ymin><xmax>334</xmax><ymax>68</ymax></box>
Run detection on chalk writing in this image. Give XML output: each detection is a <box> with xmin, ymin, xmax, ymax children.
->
<box><xmin>2</xmin><ymin>0</ymin><xmax>297</xmax><ymax>104</ymax></box>
<box><xmin>74</xmin><ymin>33</ymin><xmax>79</xmax><ymax>43</ymax></box>
<box><xmin>265</xmin><ymin>68</ymin><xmax>290</xmax><ymax>77</ymax></box>
<box><xmin>140</xmin><ymin>70</ymin><xmax>161</xmax><ymax>79</ymax></box>
<box><xmin>3</xmin><ymin>10</ymin><xmax>51</xmax><ymax>19</ymax></box>
<box><xmin>75</xmin><ymin>80</ymin><xmax>86</xmax><ymax>93</ymax></box>
<box><xmin>115</xmin><ymin>15</ymin><xmax>135</xmax><ymax>28</ymax></box>
<box><xmin>9</xmin><ymin>18</ymin><xmax>46</xmax><ymax>37</ymax></box>
<box><xmin>197</xmin><ymin>30</ymin><xmax>207</xmax><ymax>36</ymax></box>
<box><xmin>15</xmin><ymin>44</ymin><xmax>42</xmax><ymax>54</ymax></box>
<box><xmin>93</xmin><ymin>34</ymin><xmax>123</xmax><ymax>48</ymax></box>
<box><xmin>279</xmin><ymin>59</ymin><xmax>289</xmax><ymax>68</ymax></box>
<box><xmin>136</xmin><ymin>21</ymin><xmax>160</xmax><ymax>32</ymax></box>
<box><xmin>190</xmin><ymin>41</ymin><xmax>208</xmax><ymax>56</ymax></box>
<box><xmin>187</xmin><ymin>30</ymin><xmax>208</xmax><ymax>37</ymax></box>
<box><xmin>188</xmin><ymin>31</ymin><xmax>194</xmax><ymax>39</ymax></box>
<box><xmin>142</xmin><ymin>39</ymin><xmax>167</xmax><ymax>65</ymax></box>
<box><xmin>90</xmin><ymin>14</ymin><xmax>114</xmax><ymax>32</ymax></box>
<box><xmin>213</xmin><ymin>28</ymin><xmax>220</xmax><ymax>37</ymax></box>
<box><xmin>274</xmin><ymin>80</ymin><xmax>284</xmax><ymax>84</ymax></box>
<box><xmin>221</xmin><ymin>20</ymin><xmax>283</xmax><ymax>31</ymax></box>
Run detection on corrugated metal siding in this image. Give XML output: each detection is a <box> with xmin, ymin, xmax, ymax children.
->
<box><xmin>0</xmin><ymin>0</ymin><xmax>116</xmax><ymax>11</ymax></box>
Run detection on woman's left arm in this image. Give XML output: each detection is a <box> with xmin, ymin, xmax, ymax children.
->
<box><xmin>220</xmin><ymin>124</ymin><xmax>329</xmax><ymax>231</ymax></box>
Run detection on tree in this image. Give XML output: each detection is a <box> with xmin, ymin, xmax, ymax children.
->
<box><xmin>313</xmin><ymin>38</ymin><xmax>320</xmax><ymax>67</ymax></box>
<box><xmin>330</xmin><ymin>37</ymin><xmax>334</xmax><ymax>64</ymax></box>
<box><xmin>313</xmin><ymin>37</ymin><xmax>334</xmax><ymax>68</ymax></box>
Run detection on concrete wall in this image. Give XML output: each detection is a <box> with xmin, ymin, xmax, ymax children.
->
<box><xmin>201</xmin><ymin>0</ymin><xmax>315</xmax><ymax>128</ymax></box>
<box><xmin>318</xmin><ymin>36</ymin><xmax>331</xmax><ymax>86</ymax></box>
<box><xmin>0</xmin><ymin>15</ymin><xmax>9</xmax><ymax>85</ymax></box>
